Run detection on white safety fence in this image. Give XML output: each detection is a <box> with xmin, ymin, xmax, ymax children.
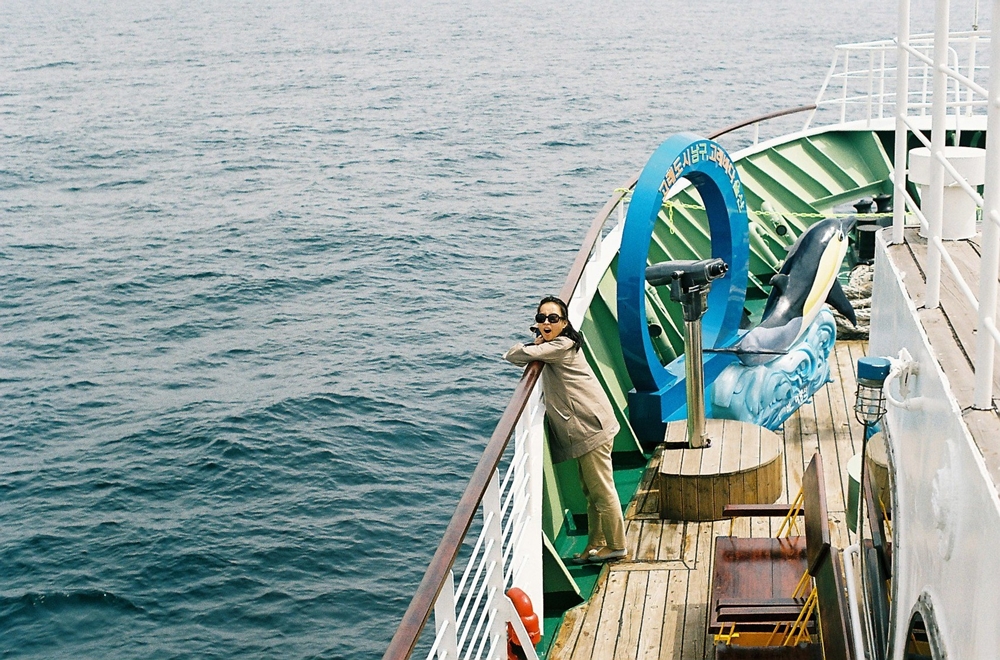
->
<box><xmin>805</xmin><ymin>31</ymin><xmax>991</xmax><ymax>130</ymax></box>
<box><xmin>425</xmin><ymin>386</ymin><xmax>545</xmax><ymax>660</ymax></box>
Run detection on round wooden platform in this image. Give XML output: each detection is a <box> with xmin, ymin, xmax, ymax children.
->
<box><xmin>657</xmin><ymin>419</ymin><xmax>783</xmax><ymax>521</ymax></box>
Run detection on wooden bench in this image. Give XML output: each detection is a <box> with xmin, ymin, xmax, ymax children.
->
<box><xmin>710</xmin><ymin>453</ymin><xmax>854</xmax><ymax>660</ymax></box>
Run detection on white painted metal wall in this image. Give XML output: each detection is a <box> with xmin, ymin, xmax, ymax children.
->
<box><xmin>870</xmin><ymin>234</ymin><xmax>1000</xmax><ymax>659</ymax></box>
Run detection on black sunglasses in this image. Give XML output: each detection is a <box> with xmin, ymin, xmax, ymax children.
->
<box><xmin>535</xmin><ymin>313</ymin><xmax>564</xmax><ymax>324</ymax></box>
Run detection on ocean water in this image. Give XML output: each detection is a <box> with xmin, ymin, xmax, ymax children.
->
<box><xmin>0</xmin><ymin>1</ymin><xmax>954</xmax><ymax>658</ymax></box>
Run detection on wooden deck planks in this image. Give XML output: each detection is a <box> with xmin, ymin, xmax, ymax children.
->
<box><xmin>635</xmin><ymin>569</ymin><xmax>671</xmax><ymax>659</ymax></box>
<box><xmin>551</xmin><ymin>342</ymin><xmax>868</xmax><ymax>660</ymax></box>
<box><xmin>678</xmin><ymin>520</ymin><xmax>717</xmax><ymax>660</ymax></box>
<box><xmin>590</xmin><ymin>570</ymin><xmax>628</xmax><ymax>658</ymax></box>
<box><xmin>901</xmin><ymin>232</ymin><xmax>1000</xmax><ymax>394</ymax></box>
<box><xmin>636</xmin><ymin>521</ymin><xmax>662</xmax><ymax>562</ymax></box>
<box><xmin>659</xmin><ymin>571</ymin><xmax>691</xmax><ymax>660</ymax></box>
<box><xmin>659</xmin><ymin>522</ymin><xmax>684</xmax><ymax>561</ymax></box>
<box><xmin>627</xmin><ymin>446</ymin><xmax>661</xmax><ymax>519</ymax></box>
<box><xmin>567</xmin><ymin>570</ymin><xmax>610</xmax><ymax>660</ymax></box>
<box><xmin>613</xmin><ymin>571</ymin><xmax>649</xmax><ymax>660</ymax></box>
<box><xmin>624</xmin><ymin>519</ymin><xmax>643</xmax><ymax>561</ymax></box>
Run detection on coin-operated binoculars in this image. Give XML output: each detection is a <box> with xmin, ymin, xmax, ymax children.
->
<box><xmin>646</xmin><ymin>258</ymin><xmax>729</xmax><ymax>448</ymax></box>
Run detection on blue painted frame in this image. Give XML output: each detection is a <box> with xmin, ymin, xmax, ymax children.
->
<box><xmin>617</xmin><ymin>134</ymin><xmax>749</xmax><ymax>445</ymax></box>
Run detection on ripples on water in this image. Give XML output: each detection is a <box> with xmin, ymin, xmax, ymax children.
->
<box><xmin>0</xmin><ymin>1</ymin><xmax>951</xmax><ymax>657</ymax></box>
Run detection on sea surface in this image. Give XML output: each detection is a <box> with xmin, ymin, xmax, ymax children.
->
<box><xmin>0</xmin><ymin>1</ymin><xmax>954</xmax><ymax>658</ymax></box>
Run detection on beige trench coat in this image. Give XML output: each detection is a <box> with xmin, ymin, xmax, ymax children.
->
<box><xmin>504</xmin><ymin>336</ymin><xmax>620</xmax><ymax>463</ymax></box>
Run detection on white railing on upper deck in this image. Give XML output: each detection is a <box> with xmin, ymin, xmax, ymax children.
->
<box><xmin>887</xmin><ymin>0</ymin><xmax>1000</xmax><ymax>411</ymax></box>
<box><xmin>804</xmin><ymin>31</ymin><xmax>991</xmax><ymax>131</ymax></box>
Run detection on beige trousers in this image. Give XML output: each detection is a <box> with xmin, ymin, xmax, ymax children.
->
<box><xmin>577</xmin><ymin>441</ymin><xmax>627</xmax><ymax>551</ymax></box>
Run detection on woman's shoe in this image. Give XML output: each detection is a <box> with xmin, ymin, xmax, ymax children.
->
<box><xmin>588</xmin><ymin>547</ymin><xmax>627</xmax><ymax>563</ymax></box>
<box><xmin>571</xmin><ymin>546</ymin><xmax>603</xmax><ymax>564</ymax></box>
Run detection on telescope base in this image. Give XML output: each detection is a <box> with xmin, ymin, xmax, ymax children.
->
<box><xmin>657</xmin><ymin>419</ymin><xmax>783</xmax><ymax>521</ymax></box>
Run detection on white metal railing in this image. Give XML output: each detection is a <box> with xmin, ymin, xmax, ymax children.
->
<box><xmin>426</xmin><ymin>388</ymin><xmax>544</xmax><ymax>660</ymax></box>
<box><xmin>804</xmin><ymin>31</ymin><xmax>991</xmax><ymax>131</ymax></box>
<box><xmin>888</xmin><ymin>0</ymin><xmax>1000</xmax><ymax>410</ymax></box>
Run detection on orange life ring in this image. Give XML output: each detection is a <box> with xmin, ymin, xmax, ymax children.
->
<box><xmin>506</xmin><ymin>587</ymin><xmax>541</xmax><ymax>660</ymax></box>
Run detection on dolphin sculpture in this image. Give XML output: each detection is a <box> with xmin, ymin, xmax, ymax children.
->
<box><xmin>734</xmin><ymin>217</ymin><xmax>857</xmax><ymax>365</ymax></box>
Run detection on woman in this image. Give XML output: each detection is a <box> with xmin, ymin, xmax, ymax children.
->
<box><xmin>504</xmin><ymin>296</ymin><xmax>627</xmax><ymax>563</ymax></box>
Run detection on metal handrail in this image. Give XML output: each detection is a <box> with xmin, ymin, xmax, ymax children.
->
<box><xmin>382</xmin><ymin>103</ymin><xmax>819</xmax><ymax>660</ymax></box>
<box><xmin>707</xmin><ymin>104</ymin><xmax>817</xmax><ymax>140</ymax></box>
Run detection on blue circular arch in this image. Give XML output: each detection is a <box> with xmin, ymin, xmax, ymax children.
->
<box><xmin>616</xmin><ymin>133</ymin><xmax>749</xmax><ymax>443</ymax></box>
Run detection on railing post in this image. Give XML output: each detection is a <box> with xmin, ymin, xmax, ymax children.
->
<box><xmin>482</xmin><ymin>471</ymin><xmax>507</xmax><ymax>659</ymax></box>
<box><xmin>924</xmin><ymin>0</ymin><xmax>951</xmax><ymax>310</ymax></box>
<box><xmin>867</xmin><ymin>50</ymin><xmax>875</xmax><ymax>127</ymax></box>
<box><xmin>501</xmin><ymin>595</ymin><xmax>540</xmax><ymax>660</ymax></box>
<box><xmin>510</xmin><ymin>388</ymin><xmax>544</xmax><ymax>613</ymax></box>
<box><xmin>893</xmin><ymin>0</ymin><xmax>911</xmax><ymax>245</ymax></box>
<box><xmin>842</xmin><ymin>51</ymin><xmax>850</xmax><ymax>123</ymax></box>
<box><xmin>879</xmin><ymin>47</ymin><xmax>886</xmax><ymax>119</ymax></box>
<box><xmin>951</xmin><ymin>48</ymin><xmax>962</xmax><ymax>145</ymax></box>
<box><xmin>973</xmin><ymin>2</ymin><xmax>1000</xmax><ymax>410</ymax></box>
<box><xmin>967</xmin><ymin>33</ymin><xmax>979</xmax><ymax>117</ymax></box>
<box><xmin>433</xmin><ymin>572</ymin><xmax>460</xmax><ymax>660</ymax></box>
<box><xmin>922</xmin><ymin>58</ymin><xmax>930</xmax><ymax>117</ymax></box>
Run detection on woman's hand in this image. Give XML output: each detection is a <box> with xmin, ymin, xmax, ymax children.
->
<box><xmin>533</xmin><ymin>335</ymin><xmax>545</xmax><ymax>345</ymax></box>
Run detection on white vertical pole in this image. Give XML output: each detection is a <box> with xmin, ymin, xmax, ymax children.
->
<box><xmin>922</xmin><ymin>60</ymin><xmax>930</xmax><ymax>116</ymax></box>
<box><xmin>967</xmin><ymin>34</ymin><xmax>978</xmax><ymax>117</ymax></box>
<box><xmin>434</xmin><ymin>572</ymin><xmax>460</xmax><ymax>660</ymax></box>
<box><xmin>867</xmin><ymin>50</ymin><xmax>875</xmax><ymax>127</ymax></box>
<box><xmin>879</xmin><ymin>48</ymin><xmax>886</xmax><ymax>119</ymax></box>
<box><xmin>972</xmin><ymin>0</ymin><xmax>1000</xmax><ymax>409</ymax></box>
<box><xmin>511</xmin><ymin>387</ymin><xmax>544</xmax><ymax>614</ymax></box>
<box><xmin>842</xmin><ymin>51</ymin><xmax>850</xmax><ymax>124</ymax></box>
<box><xmin>952</xmin><ymin>49</ymin><xmax>963</xmax><ymax>146</ymax></box>
<box><xmin>482</xmin><ymin>471</ymin><xmax>506</xmax><ymax>660</ymax></box>
<box><xmin>924</xmin><ymin>0</ymin><xmax>951</xmax><ymax>310</ymax></box>
<box><xmin>893</xmin><ymin>0</ymin><xmax>911</xmax><ymax>245</ymax></box>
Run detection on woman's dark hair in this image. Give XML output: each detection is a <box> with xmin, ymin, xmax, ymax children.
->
<box><xmin>538</xmin><ymin>296</ymin><xmax>583</xmax><ymax>350</ymax></box>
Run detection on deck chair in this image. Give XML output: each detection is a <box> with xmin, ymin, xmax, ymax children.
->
<box><xmin>709</xmin><ymin>453</ymin><xmax>854</xmax><ymax>660</ymax></box>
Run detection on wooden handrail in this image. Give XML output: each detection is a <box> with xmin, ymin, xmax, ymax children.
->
<box><xmin>383</xmin><ymin>103</ymin><xmax>813</xmax><ymax>659</ymax></box>
<box><xmin>707</xmin><ymin>104</ymin><xmax>817</xmax><ymax>140</ymax></box>
<box><xmin>381</xmin><ymin>175</ymin><xmax>640</xmax><ymax>660</ymax></box>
